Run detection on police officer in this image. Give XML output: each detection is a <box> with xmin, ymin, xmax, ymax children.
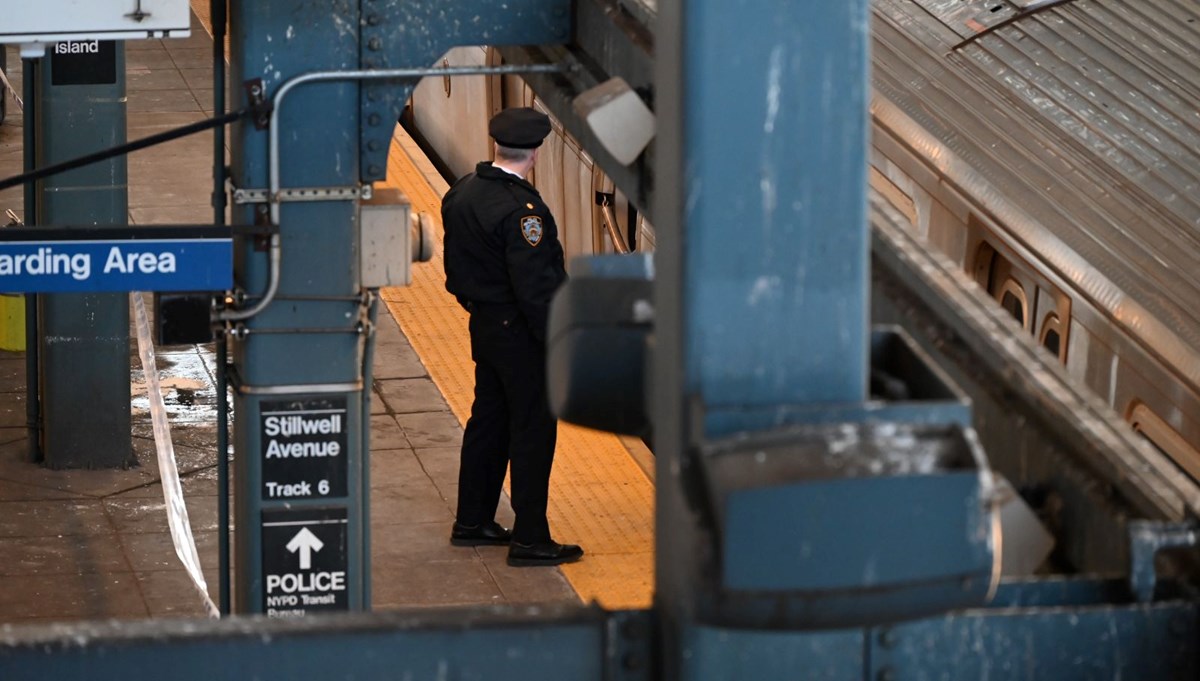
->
<box><xmin>442</xmin><ymin>107</ymin><xmax>583</xmax><ymax>567</ymax></box>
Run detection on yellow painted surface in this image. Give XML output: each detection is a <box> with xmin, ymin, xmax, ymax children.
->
<box><xmin>0</xmin><ymin>295</ymin><xmax>25</xmax><ymax>351</ymax></box>
<box><xmin>380</xmin><ymin>129</ymin><xmax>655</xmax><ymax>609</ymax></box>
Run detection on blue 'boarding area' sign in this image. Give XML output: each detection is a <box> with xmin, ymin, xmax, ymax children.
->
<box><xmin>0</xmin><ymin>226</ymin><xmax>233</xmax><ymax>293</ymax></box>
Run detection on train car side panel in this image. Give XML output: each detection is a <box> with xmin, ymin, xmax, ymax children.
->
<box><xmin>411</xmin><ymin>46</ymin><xmax>493</xmax><ymax>179</ymax></box>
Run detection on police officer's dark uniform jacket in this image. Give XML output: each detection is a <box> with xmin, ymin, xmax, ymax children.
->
<box><xmin>443</xmin><ymin>164</ymin><xmax>566</xmax><ymax>341</ymax></box>
<box><xmin>442</xmin><ymin>109</ymin><xmax>572</xmax><ymax>557</ymax></box>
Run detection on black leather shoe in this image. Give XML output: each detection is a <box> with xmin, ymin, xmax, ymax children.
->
<box><xmin>450</xmin><ymin>521</ymin><xmax>512</xmax><ymax>546</ymax></box>
<box><xmin>506</xmin><ymin>541</ymin><xmax>584</xmax><ymax>567</ymax></box>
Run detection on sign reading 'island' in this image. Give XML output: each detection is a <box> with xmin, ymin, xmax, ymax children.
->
<box><xmin>0</xmin><ymin>227</ymin><xmax>232</xmax><ymax>293</ymax></box>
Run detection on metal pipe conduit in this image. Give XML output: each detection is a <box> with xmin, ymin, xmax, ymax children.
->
<box><xmin>212</xmin><ymin>0</ymin><xmax>231</xmax><ymax>616</ymax></box>
<box><xmin>219</xmin><ymin>64</ymin><xmax>561</xmax><ymax>324</ymax></box>
<box><xmin>267</xmin><ymin>63</ymin><xmax>562</xmax><ymax>225</ymax></box>
<box><xmin>214</xmin><ymin>234</ymin><xmax>279</xmax><ymax>322</ymax></box>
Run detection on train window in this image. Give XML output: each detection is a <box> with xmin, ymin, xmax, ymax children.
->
<box><xmin>998</xmin><ymin>279</ymin><xmax>1027</xmax><ymax>328</ymax></box>
<box><xmin>1040</xmin><ymin>313</ymin><xmax>1062</xmax><ymax>359</ymax></box>
<box><xmin>974</xmin><ymin>240</ymin><xmax>1032</xmax><ymax>331</ymax></box>
<box><xmin>1042</xmin><ymin>328</ymin><xmax>1061</xmax><ymax>356</ymax></box>
<box><xmin>1128</xmin><ymin>402</ymin><xmax>1200</xmax><ymax>481</ymax></box>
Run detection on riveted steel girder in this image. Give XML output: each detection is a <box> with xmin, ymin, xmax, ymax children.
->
<box><xmin>500</xmin><ymin>0</ymin><xmax>656</xmax><ymax>219</ymax></box>
<box><xmin>358</xmin><ymin>0</ymin><xmax>572</xmax><ymax>181</ymax></box>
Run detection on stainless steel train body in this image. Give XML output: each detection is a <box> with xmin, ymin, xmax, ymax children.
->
<box><xmin>404</xmin><ymin>46</ymin><xmax>652</xmax><ymax>260</ymax></box>
<box><xmin>403</xmin><ymin>0</ymin><xmax>1200</xmax><ymax>476</ymax></box>
<box><xmin>868</xmin><ymin>0</ymin><xmax>1200</xmax><ymax>477</ymax></box>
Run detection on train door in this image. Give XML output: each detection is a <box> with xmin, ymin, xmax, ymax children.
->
<box><xmin>485</xmin><ymin>47</ymin><xmax>504</xmax><ymax>123</ymax></box>
<box><xmin>498</xmin><ymin>69</ymin><xmax>648</xmax><ymax>258</ymax></box>
<box><xmin>411</xmin><ymin>46</ymin><xmax>494</xmax><ymax>180</ymax></box>
<box><xmin>556</xmin><ymin>133</ymin><xmax>603</xmax><ymax>262</ymax></box>
<box><xmin>1128</xmin><ymin>401</ymin><xmax>1200</xmax><ymax>481</ymax></box>
<box><xmin>496</xmin><ymin>80</ymin><xmax>609</xmax><ymax>263</ymax></box>
<box><xmin>638</xmin><ymin>216</ymin><xmax>656</xmax><ymax>252</ymax></box>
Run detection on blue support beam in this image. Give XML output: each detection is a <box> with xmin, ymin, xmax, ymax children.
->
<box><xmin>872</xmin><ymin>602</ymin><xmax>1198</xmax><ymax>679</ymax></box>
<box><xmin>359</xmin><ymin>1</ymin><xmax>570</xmax><ymax>181</ymax></box>
<box><xmin>228</xmin><ymin>0</ymin><xmax>371</xmax><ymax>616</ymax></box>
<box><xmin>678</xmin><ymin>600</ymin><xmax>1198</xmax><ymax>681</ymax></box>
<box><xmin>679</xmin><ymin>1</ymin><xmax>870</xmax><ymax>432</ymax></box>
<box><xmin>682</xmin><ymin>627</ymin><xmax>865</xmax><ymax>681</ymax></box>
<box><xmin>653</xmin><ymin>0</ymin><xmax>876</xmax><ymax>659</ymax></box>
<box><xmin>2</xmin><ymin>596</ymin><xmax>1193</xmax><ymax>679</ymax></box>
<box><xmin>0</xmin><ymin>606</ymin><xmax>629</xmax><ymax>681</ymax></box>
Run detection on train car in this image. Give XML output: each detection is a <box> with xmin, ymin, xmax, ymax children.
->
<box><xmin>868</xmin><ymin>0</ymin><xmax>1200</xmax><ymax>476</ymax></box>
<box><xmin>401</xmin><ymin>46</ymin><xmax>650</xmax><ymax>262</ymax></box>
<box><xmin>402</xmin><ymin>0</ymin><xmax>1200</xmax><ymax>478</ymax></box>
<box><xmin>1</xmin><ymin>47</ymin><xmax>8</xmax><ymax>124</ymax></box>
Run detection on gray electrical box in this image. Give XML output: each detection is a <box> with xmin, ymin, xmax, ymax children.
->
<box><xmin>361</xmin><ymin>187</ymin><xmax>433</xmax><ymax>288</ymax></box>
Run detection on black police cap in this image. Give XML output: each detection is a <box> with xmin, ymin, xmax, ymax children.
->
<box><xmin>489</xmin><ymin>108</ymin><xmax>552</xmax><ymax>149</ymax></box>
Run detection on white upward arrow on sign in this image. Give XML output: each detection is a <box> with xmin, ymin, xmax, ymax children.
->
<box><xmin>286</xmin><ymin>527</ymin><xmax>324</xmax><ymax>570</ymax></box>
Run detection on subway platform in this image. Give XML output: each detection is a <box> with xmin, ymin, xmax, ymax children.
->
<box><xmin>0</xmin><ymin>11</ymin><xmax>595</xmax><ymax>624</ymax></box>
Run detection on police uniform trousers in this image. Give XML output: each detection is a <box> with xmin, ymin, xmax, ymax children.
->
<box><xmin>456</xmin><ymin>303</ymin><xmax>557</xmax><ymax>544</ymax></box>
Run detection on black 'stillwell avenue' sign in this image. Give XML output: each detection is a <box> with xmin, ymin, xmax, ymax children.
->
<box><xmin>51</xmin><ymin>40</ymin><xmax>117</xmax><ymax>86</ymax></box>
<box><xmin>260</xmin><ymin>397</ymin><xmax>348</xmax><ymax>501</ymax></box>
<box><xmin>261</xmin><ymin>506</ymin><xmax>349</xmax><ymax>617</ymax></box>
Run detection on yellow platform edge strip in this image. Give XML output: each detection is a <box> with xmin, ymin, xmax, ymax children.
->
<box><xmin>379</xmin><ymin>130</ymin><xmax>654</xmax><ymax>609</ymax></box>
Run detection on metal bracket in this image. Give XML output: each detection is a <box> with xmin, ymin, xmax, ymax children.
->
<box><xmin>230</xmin><ymin>181</ymin><xmax>373</xmax><ymax>205</ymax></box>
<box><xmin>229</xmin><ymin>322</ymin><xmax>368</xmax><ymax>338</ymax></box>
<box><xmin>1128</xmin><ymin>521</ymin><xmax>1199</xmax><ymax>602</ymax></box>
<box><xmin>243</xmin><ymin>78</ymin><xmax>269</xmax><ymax>130</ymax></box>
<box><xmin>125</xmin><ymin>0</ymin><xmax>151</xmax><ymax>22</ymax></box>
<box><xmin>606</xmin><ymin>610</ymin><xmax>654</xmax><ymax>680</ymax></box>
<box><xmin>225</xmin><ymin>366</ymin><xmax>363</xmax><ymax>396</ymax></box>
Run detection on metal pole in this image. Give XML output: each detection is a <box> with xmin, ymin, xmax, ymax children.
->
<box><xmin>213</xmin><ymin>0</ymin><xmax>227</xmax><ymax>229</ymax></box>
<box><xmin>21</xmin><ymin>57</ymin><xmax>40</xmax><ymax>464</ymax></box>
<box><xmin>216</xmin><ymin>319</ymin><xmax>231</xmax><ymax>616</ymax></box>
<box><xmin>360</xmin><ymin>293</ymin><xmax>378</xmax><ymax>609</ymax></box>
<box><xmin>213</xmin><ymin>0</ymin><xmax>231</xmax><ymax>617</ymax></box>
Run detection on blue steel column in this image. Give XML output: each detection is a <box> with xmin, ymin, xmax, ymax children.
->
<box><xmin>654</xmin><ymin>0</ymin><xmax>869</xmax><ymax>677</ymax></box>
<box><xmin>38</xmin><ymin>44</ymin><xmax>133</xmax><ymax>469</ymax></box>
<box><xmin>679</xmin><ymin>3</ymin><xmax>869</xmax><ymax>427</ymax></box>
<box><xmin>228</xmin><ymin>3</ymin><xmax>367</xmax><ymax>613</ymax></box>
<box><xmin>22</xmin><ymin>57</ymin><xmax>41</xmax><ymax>463</ymax></box>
